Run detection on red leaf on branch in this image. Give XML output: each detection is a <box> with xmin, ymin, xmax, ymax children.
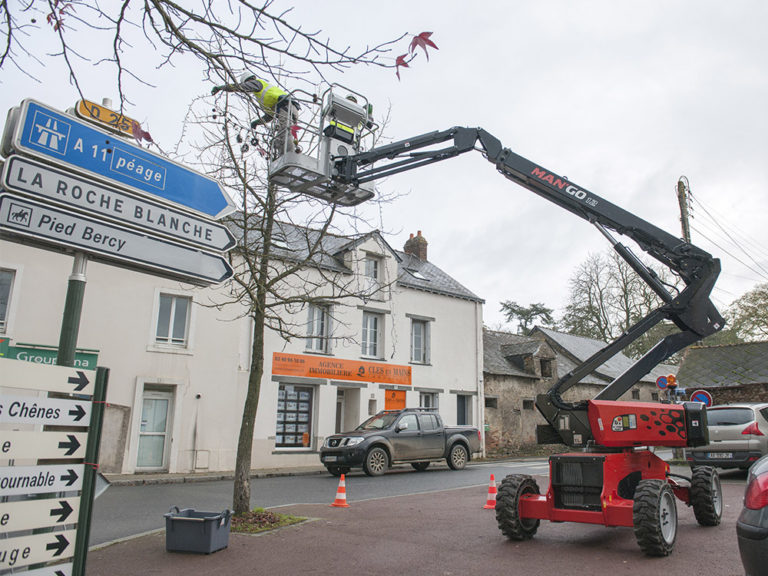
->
<box><xmin>131</xmin><ymin>121</ymin><xmax>153</xmax><ymax>144</ymax></box>
<box><xmin>409</xmin><ymin>32</ymin><xmax>438</xmax><ymax>60</ymax></box>
<box><xmin>395</xmin><ymin>54</ymin><xmax>409</xmax><ymax>80</ymax></box>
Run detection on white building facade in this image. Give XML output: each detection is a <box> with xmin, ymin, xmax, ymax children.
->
<box><xmin>1</xmin><ymin>229</ymin><xmax>484</xmax><ymax>475</ymax></box>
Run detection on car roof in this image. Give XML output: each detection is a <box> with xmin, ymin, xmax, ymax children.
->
<box><xmin>709</xmin><ymin>403</ymin><xmax>768</xmax><ymax>410</ymax></box>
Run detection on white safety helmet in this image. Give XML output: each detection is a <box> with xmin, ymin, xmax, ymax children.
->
<box><xmin>239</xmin><ymin>72</ymin><xmax>257</xmax><ymax>84</ymax></box>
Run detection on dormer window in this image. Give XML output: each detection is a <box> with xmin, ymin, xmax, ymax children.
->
<box><xmin>364</xmin><ymin>256</ymin><xmax>380</xmax><ymax>280</ymax></box>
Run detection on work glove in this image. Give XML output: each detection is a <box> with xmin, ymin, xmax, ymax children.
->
<box><xmin>211</xmin><ymin>85</ymin><xmax>222</xmax><ymax>95</ymax></box>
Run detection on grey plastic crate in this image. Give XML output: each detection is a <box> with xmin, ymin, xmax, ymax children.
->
<box><xmin>164</xmin><ymin>506</ymin><xmax>232</xmax><ymax>554</ymax></box>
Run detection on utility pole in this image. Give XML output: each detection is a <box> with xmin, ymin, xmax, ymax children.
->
<box><xmin>677</xmin><ymin>176</ymin><xmax>692</xmax><ymax>243</ymax></box>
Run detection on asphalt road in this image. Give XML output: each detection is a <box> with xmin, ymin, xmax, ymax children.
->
<box><xmin>87</xmin><ymin>462</ymin><xmax>750</xmax><ymax>576</ymax></box>
<box><xmin>90</xmin><ymin>458</ymin><xmax>552</xmax><ymax>545</ymax></box>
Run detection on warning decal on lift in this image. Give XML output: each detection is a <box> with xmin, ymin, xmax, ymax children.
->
<box><xmin>611</xmin><ymin>414</ymin><xmax>637</xmax><ymax>432</ymax></box>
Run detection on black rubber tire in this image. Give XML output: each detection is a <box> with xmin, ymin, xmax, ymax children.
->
<box><xmin>411</xmin><ymin>462</ymin><xmax>430</xmax><ymax>471</ymax></box>
<box><xmin>495</xmin><ymin>474</ymin><xmax>540</xmax><ymax>540</ymax></box>
<box><xmin>447</xmin><ymin>444</ymin><xmax>468</xmax><ymax>470</ymax></box>
<box><xmin>326</xmin><ymin>466</ymin><xmax>349</xmax><ymax>477</ymax></box>
<box><xmin>363</xmin><ymin>447</ymin><xmax>389</xmax><ymax>476</ymax></box>
<box><xmin>633</xmin><ymin>480</ymin><xmax>678</xmax><ymax>557</ymax></box>
<box><xmin>690</xmin><ymin>466</ymin><xmax>723</xmax><ymax>526</ymax></box>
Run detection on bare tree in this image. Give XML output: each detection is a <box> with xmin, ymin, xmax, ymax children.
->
<box><xmin>0</xmin><ymin>1</ymin><xmax>435</xmax><ymax>515</ymax></box>
<box><xmin>559</xmin><ymin>250</ymin><xmax>681</xmax><ymax>359</ymax></box>
<box><xmin>726</xmin><ymin>283</ymin><xmax>768</xmax><ymax>342</ymax></box>
<box><xmin>0</xmin><ymin>1</ymin><xmax>421</xmax><ymax>114</ymax></box>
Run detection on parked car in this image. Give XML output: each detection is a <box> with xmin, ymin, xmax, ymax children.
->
<box><xmin>738</xmin><ymin>454</ymin><xmax>768</xmax><ymax>575</ymax></box>
<box><xmin>686</xmin><ymin>403</ymin><xmax>768</xmax><ymax>470</ymax></box>
<box><xmin>319</xmin><ymin>407</ymin><xmax>481</xmax><ymax>476</ymax></box>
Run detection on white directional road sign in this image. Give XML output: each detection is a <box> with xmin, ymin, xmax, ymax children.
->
<box><xmin>0</xmin><ymin>357</ymin><xmax>95</xmax><ymax>395</ymax></box>
<box><xmin>0</xmin><ymin>431</ymin><xmax>87</xmax><ymax>460</ymax></box>
<box><xmin>3</xmin><ymin>155</ymin><xmax>236</xmax><ymax>251</ymax></box>
<box><xmin>0</xmin><ymin>192</ymin><xmax>234</xmax><ymax>285</ymax></box>
<box><xmin>7</xmin><ymin>99</ymin><xmax>235</xmax><ymax>219</ymax></box>
<box><xmin>0</xmin><ymin>497</ymin><xmax>80</xmax><ymax>531</ymax></box>
<box><xmin>0</xmin><ymin>394</ymin><xmax>91</xmax><ymax>426</ymax></box>
<box><xmin>0</xmin><ymin>464</ymin><xmax>84</xmax><ymax>496</ymax></box>
<box><xmin>0</xmin><ymin>529</ymin><xmax>77</xmax><ymax>570</ymax></box>
<box><xmin>17</xmin><ymin>565</ymin><xmax>73</xmax><ymax>576</ymax></box>
<box><xmin>19</xmin><ymin>565</ymin><xmax>73</xmax><ymax>576</ymax></box>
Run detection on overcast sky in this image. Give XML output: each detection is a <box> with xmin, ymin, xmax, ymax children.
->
<box><xmin>2</xmin><ymin>1</ymin><xmax>766</xmax><ymax>329</ymax></box>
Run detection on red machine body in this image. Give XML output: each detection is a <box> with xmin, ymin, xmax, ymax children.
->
<box><xmin>519</xmin><ymin>449</ymin><xmax>691</xmax><ymax>528</ymax></box>
<box><xmin>588</xmin><ymin>400</ymin><xmax>708</xmax><ymax>448</ymax></box>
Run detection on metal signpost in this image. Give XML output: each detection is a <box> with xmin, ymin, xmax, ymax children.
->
<box><xmin>0</xmin><ymin>358</ymin><xmax>107</xmax><ymax>576</ymax></box>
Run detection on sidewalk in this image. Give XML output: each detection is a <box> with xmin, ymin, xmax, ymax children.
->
<box><xmin>104</xmin><ymin>464</ymin><xmax>328</xmax><ymax>486</ymax></box>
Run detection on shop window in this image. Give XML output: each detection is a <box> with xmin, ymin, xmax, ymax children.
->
<box><xmin>420</xmin><ymin>391</ymin><xmax>439</xmax><ymax>409</ymax></box>
<box><xmin>276</xmin><ymin>385</ymin><xmax>314</xmax><ymax>449</ymax></box>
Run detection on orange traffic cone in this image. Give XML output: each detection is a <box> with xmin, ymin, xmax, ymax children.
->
<box><xmin>330</xmin><ymin>474</ymin><xmax>350</xmax><ymax>508</ymax></box>
<box><xmin>483</xmin><ymin>474</ymin><xmax>497</xmax><ymax>509</ymax></box>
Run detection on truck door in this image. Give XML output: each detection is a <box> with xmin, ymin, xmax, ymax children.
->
<box><xmin>391</xmin><ymin>413</ymin><xmax>421</xmax><ymax>460</ymax></box>
<box><xmin>419</xmin><ymin>413</ymin><xmax>445</xmax><ymax>458</ymax></box>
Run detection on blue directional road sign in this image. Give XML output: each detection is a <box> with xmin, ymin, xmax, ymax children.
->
<box><xmin>8</xmin><ymin>99</ymin><xmax>236</xmax><ymax>219</ymax></box>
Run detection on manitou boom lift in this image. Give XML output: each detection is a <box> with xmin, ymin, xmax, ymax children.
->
<box><xmin>269</xmin><ymin>86</ymin><xmax>725</xmax><ymax>556</ymax></box>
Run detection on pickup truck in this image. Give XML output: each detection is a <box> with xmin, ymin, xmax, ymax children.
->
<box><xmin>320</xmin><ymin>407</ymin><xmax>482</xmax><ymax>476</ymax></box>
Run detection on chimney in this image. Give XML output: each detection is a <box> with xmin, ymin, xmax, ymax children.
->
<box><xmin>403</xmin><ymin>230</ymin><xmax>428</xmax><ymax>260</ymax></box>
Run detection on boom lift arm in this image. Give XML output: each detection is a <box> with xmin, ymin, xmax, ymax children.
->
<box><xmin>331</xmin><ymin>126</ymin><xmax>724</xmax><ymax>446</ymax></box>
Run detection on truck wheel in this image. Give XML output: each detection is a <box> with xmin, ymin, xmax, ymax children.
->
<box><xmin>496</xmin><ymin>474</ymin><xmax>540</xmax><ymax>540</ymax></box>
<box><xmin>633</xmin><ymin>480</ymin><xmax>677</xmax><ymax>556</ymax></box>
<box><xmin>690</xmin><ymin>466</ymin><xmax>723</xmax><ymax>526</ymax></box>
<box><xmin>411</xmin><ymin>462</ymin><xmax>430</xmax><ymax>471</ymax></box>
<box><xmin>447</xmin><ymin>444</ymin><xmax>468</xmax><ymax>470</ymax></box>
<box><xmin>363</xmin><ymin>447</ymin><xmax>389</xmax><ymax>476</ymax></box>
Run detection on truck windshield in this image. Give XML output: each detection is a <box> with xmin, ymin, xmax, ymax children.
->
<box><xmin>356</xmin><ymin>413</ymin><xmax>398</xmax><ymax>430</ymax></box>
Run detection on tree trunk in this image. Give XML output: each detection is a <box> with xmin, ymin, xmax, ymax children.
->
<box><xmin>232</xmin><ymin>311</ymin><xmax>266</xmax><ymax>514</ymax></box>
<box><xmin>232</xmin><ymin>184</ymin><xmax>276</xmax><ymax>515</ymax></box>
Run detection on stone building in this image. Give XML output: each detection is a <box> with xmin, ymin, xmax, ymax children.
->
<box><xmin>483</xmin><ymin>326</ymin><xmax>672</xmax><ymax>455</ymax></box>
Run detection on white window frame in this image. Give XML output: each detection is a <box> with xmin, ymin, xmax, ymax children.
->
<box><xmin>361</xmin><ymin>311</ymin><xmax>383</xmax><ymax>358</ymax></box>
<box><xmin>306</xmin><ymin>304</ymin><xmax>331</xmax><ymax>353</ymax></box>
<box><xmin>149</xmin><ymin>289</ymin><xmax>195</xmax><ymax>353</ymax></box>
<box><xmin>364</xmin><ymin>256</ymin><xmax>380</xmax><ymax>280</ymax></box>
<box><xmin>410</xmin><ymin>319</ymin><xmax>431</xmax><ymax>364</ymax></box>
<box><xmin>0</xmin><ymin>267</ymin><xmax>17</xmax><ymax>335</ymax></box>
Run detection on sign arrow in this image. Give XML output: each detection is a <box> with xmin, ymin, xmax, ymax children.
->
<box><xmin>46</xmin><ymin>534</ymin><xmax>70</xmax><ymax>557</ymax></box>
<box><xmin>60</xmin><ymin>468</ymin><xmax>80</xmax><ymax>486</ymax></box>
<box><xmin>0</xmin><ymin>530</ymin><xmax>76</xmax><ymax>569</ymax></box>
<box><xmin>67</xmin><ymin>370</ymin><xmax>90</xmax><ymax>391</ymax></box>
<box><xmin>50</xmin><ymin>500</ymin><xmax>74</xmax><ymax>523</ymax></box>
<box><xmin>68</xmin><ymin>403</ymin><xmax>87</xmax><ymax>422</ymax></box>
<box><xmin>0</xmin><ymin>357</ymin><xmax>95</xmax><ymax>395</ymax></box>
<box><xmin>58</xmin><ymin>434</ymin><xmax>81</xmax><ymax>456</ymax></box>
<box><xmin>0</xmin><ymin>394</ymin><xmax>92</xmax><ymax>426</ymax></box>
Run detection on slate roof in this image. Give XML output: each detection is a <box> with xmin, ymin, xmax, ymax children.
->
<box><xmin>532</xmin><ymin>327</ymin><xmax>675</xmax><ymax>385</ymax></box>
<box><xmin>677</xmin><ymin>342</ymin><xmax>768</xmax><ymax>389</ymax></box>
<box><xmin>483</xmin><ymin>330</ymin><xmax>551</xmax><ymax>378</ymax></box>
<box><xmin>226</xmin><ymin>217</ymin><xmax>481</xmax><ymax>302</ymax></box>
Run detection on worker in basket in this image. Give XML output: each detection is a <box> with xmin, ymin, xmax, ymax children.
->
<box><xmin>211</xmin><ymin>73</ymin><xmax>301</xmax><ymax>155</ymax></box>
